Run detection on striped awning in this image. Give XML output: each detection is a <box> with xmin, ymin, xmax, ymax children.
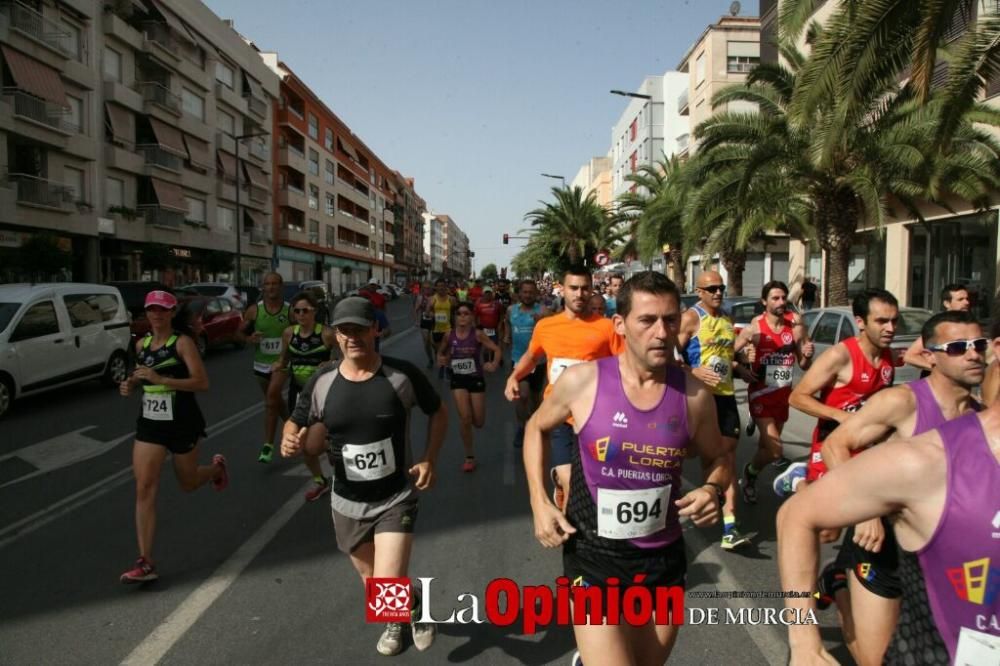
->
<box><xmin>244</xmin><ymin>208</ymin><xmax>266</xmax><ymax>230</ymax></box>
<box><xmin>105</xmin><ymin>103</ymin><xmax>133</xmax><ymax>145</ymax></box>
<box><xmin>147</xmin><ymin>0</ymin><xmax>195</xmax><ymax>45</ymax></box>
<box><xmin>1</xmin><ymin>45</ymin><xmax>67</xmax><ymax>106</ymax></box>
<box><xmin>241</xmin><ymin>160</ymin><xmax>268</xmax><ymax>188</ymax></box>
<box><xmin>337</xmin><ymin>137</ymin><xmax>359</xmax><ymax>162</ymax></box>
<box><xmin>148</xmin><ymin>116</ymin><xmax>187</xmax><ymax>156</ymax></box>
<box><xmin>217</xmin><ymin>150</ymin><xmax>237</xmax><ymax>179</ymax></box>
<box><xmin>183</xmin><ymin>134</ymin><xmax>211</xmax><ymax>170</ymax></box>
<box><xmin>150</xmin><ymin>177</ymin><xmax>188</xmax><ymax>212</ymax></box>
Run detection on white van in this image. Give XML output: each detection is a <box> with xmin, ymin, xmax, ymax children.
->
<box><xmin>0</xmin><ymin>283</ymin><xmax>132</xmax><ymax>418</ymax></box>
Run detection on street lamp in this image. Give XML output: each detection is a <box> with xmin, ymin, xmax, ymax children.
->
<box><xmin>541</xmin><ymin>173</ymin><xmax>566</xmax><ymax>188</ymax></box>
<box><xmin>229</xmin><ymin>130</ymin><xmax>269</xmax><ymax>288</ymax></box>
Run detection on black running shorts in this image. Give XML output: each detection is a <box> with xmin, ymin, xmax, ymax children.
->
<box><xmin>331</xmin><ymin>495</ymin><xmax>419</xmax><ymax>555</ymax></box>
<box><xmin>713</xmin><ymin>394</ymin><xmax>741</xmax><ymax>439</ymax></box>
<box><xmin>836</xmin><ymin>519</ymin><xmax>902</xmax><ymax>599</ymax></box>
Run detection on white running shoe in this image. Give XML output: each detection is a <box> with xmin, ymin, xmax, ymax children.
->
<box><xmin>376</xmin><ymin>622</ymin><xmax>403</xmax><ymax>656</ymax></box>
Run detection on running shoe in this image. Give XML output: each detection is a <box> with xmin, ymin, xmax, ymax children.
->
<box><xmin>571</xmin><ymin>649</ymin><xmax>583</xmax><ymax>666</ymax></box>
<box><xmin>815</xmin><ymin>559</ymin><xmax>848</xmax><ymax>611</ymax></box>
<box><xmin>120</xmin><ymin>556</ymin><xmax>158</xmax><ymax>584</ymax></box>
<box><xmin>257</xmin><ymin>443</ymin><xmax>274</xmax><ymax>464</ymax></box>
<box><xmin>376</xmin><ymin>622</ymin><xmax>404</xmax><ymax>656</ymax></box>
<box><xmin>772</xmin><ymin>456</ymin><xmax>793</xmax><ymax>471</ymax></box>
<box><xmin>773</xmin><ymin>462</ymin><xmax>807</xmax><ymax>498</ymax></box>
<box><xmin>304</xmin><ymin>477</ymin><xmax>331</xmax><ymax>502</ymax></box>
<box><xmin>211</xmin><ymin>454</ymin><xmax>228</xmax><ymax>491</ymax></box>
<box><xmin>740</xmin><ymin>462</ymin><xmax>758</xmax><ymax>505</ymax></box>
<box><xmin>745</xmin><ymin>420</ymin><xmax>756</xmax><ymax>436</ymax></box>
<box><xmin>721</xmin><ymin>527</ymin><xmax>751</xmax><ymax>551</ymax></box>
<box><xmin>462</xmin><ymin>457</ymin><xmax>477</xmax><ymax>473</ymax></box>
<box><xmin>411</xmin><ymin>619</ymin><xmax>436</xmax><ymax>651</ymax></box>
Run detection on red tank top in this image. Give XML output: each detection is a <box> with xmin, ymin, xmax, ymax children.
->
<box><xmin>748</xmin><ymin>315</ymin><xmax>797</xmax><ymax>401</ymax></box>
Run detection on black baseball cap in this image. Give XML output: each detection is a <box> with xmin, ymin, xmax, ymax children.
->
<box><xmin>331</xmin><ymin>297</ymin><xmax>375</xmax><ymax>327</ymax></box>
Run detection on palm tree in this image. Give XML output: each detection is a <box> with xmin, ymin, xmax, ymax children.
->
<box><xmin>692</xmin><ymin>38</ymin><xmax>1000</xmax><ymax>304</ymax></box>
<box><xmin>524</xmin><ymin>186</ymin><xmax>623</xmax><ymax>269</ymax></box>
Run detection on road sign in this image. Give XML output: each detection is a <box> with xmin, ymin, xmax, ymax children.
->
<box><xmin>594</xmin><ymin>251</ymin><xmax>610</xmax><ymax>266</ymax></box>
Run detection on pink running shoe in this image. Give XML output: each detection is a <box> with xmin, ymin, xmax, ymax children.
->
<box><xmin>462</xmin><ymin>457</ymin><xmax>477</xmax><ymax>473</ymax></box>
<box><xmin>120</xmin><ymin>556</ymin><xmax>158</xmax><ymax>584</ymax></box>
<box><xmin>212</xmin><ymin>454</ymin><xmax>228</xmax><ymax>491</ymax></box>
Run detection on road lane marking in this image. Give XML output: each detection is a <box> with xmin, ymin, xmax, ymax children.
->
<box><xmin>503</xmin><ymin>420</ymin><xmax>515</xmax><ymax>486</ymax></box>
<box><xmin>0</xmin><ymin>403</ymin><xmax>263</xmax><ymax>550</ymax></box>
<box><xmin>120</xmin><ymin>481</ymin><xmax>310</xmax><ymax>666</ymax></box>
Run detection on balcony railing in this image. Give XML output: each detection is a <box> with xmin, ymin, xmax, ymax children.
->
<box><xmin>140</xmin><ymin>206</ymin><xmax>183</xmax><ymax>229</ymax></box>
<box><xmin>248</xmin><ymin>140</ymin><xmax>269</xmax><ymax>161</ymax></box>
<box><xmin>2</xmin><ymin>1</ymin><xmax>76</xmax><ymax>58</ymax></box>
<box><xmin>141</xmin><ymin>21</ymin><xmax>178</xmax><ymax>54</ymax></box>
<box><xmin>136</xmin><ymin>81</ymin><xmax>181</xmax><ymax>115</ymax></box>
<box><xmin>676</xmin><ymin>133</ymin><xmax>690</xmax><ymax>153</ymax></box>
<box><xmin>247</xmin><ymin>183</ymin><xmax>268</xmax><ymax>203</ymax></box>
<box><xmin>282</xmin><ymin>183</ymin><xmax>305</xmax><ymax>196</ymax></box>
<box><xmin>250</xmin><ymin>227</ymin><xmax>270</xmax><ymax>245</ymax></box>
<box><xmin>245</xmin><ymin>93</ymin><xmax>267</xmax><ymax>118</ymax></box>
<box><xmin>137</xmin><ymin>144</ymin><xmax>182</xmax><ymax>171</ymax></box>
<box><xmin>283</xmin><ymin>144</ymin><xmax>305</xmax><ymax>159</ymax></box>
<box><xmin>7</xmin><ymin>172</ymin><xmax>72</xmax><ymax>208</ymax></box>
<box><xmin>677</xmin><ymin>88</ymin><xmax>689</xmax><ymax>114</ymax></box>
<box><xmin>4</xmin><ymin>90</ymin><xmax>75</xmax><ymax>133</ymax></box>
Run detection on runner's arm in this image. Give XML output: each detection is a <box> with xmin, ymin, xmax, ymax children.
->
<box><xmin>675</xmin><ymin>309</ymin><xmax>698</xmax><ymax>358</ymax></box>
<box><xmin>160</xmin><ymin>335</ymin><xmax>209</xmax><ymax>392</ymax></box>
<box><xmin>235</xmin><ymin>302</ymin><xmax>258</xmax><ymax>344</ymax></box>
<box><xmin>903</xmin><ymin>336</ymin><xmax>932</xmax><ymax>371</ymax></box>
<box><xmin>788</xmin><ymin>344</ymin><xmax>851</xmax><ymax>422</ymax></box>
<box><xmin>321</xmin><ymin>328</ymin><xmax>338</xmax><ymax>360</ymax></box>
<box><xmin>821</xmin><ymin>387</ymin><xmax>909</xmax><ymax>469</ymax></box>
<box><xmin>477</xmin><ymin>330</ymin><xmax>502</xmax><ymax>364</ymax></box>
<box><xmin>984</xmin><ymin>360</ymin><xmax>999</xmax><ymax>407</ymax></box>
<box><xmin>792</xmin><ymin>316</ymin><xmax>815</xmax><ymax>369</ymax></box>
<box><xmin>732</xmin><ymin>319</ymin><xmax>757</xmax><ymax>354</ymax></box>
<box><xmin>685</xmin><ymin>372</ymin><xmax>732</xmax><ymax>488</ymax></box>
<box><xmin>273</xmin><ymin>327</ymin><xmax>293</xmax><ymax>371</ymax></box>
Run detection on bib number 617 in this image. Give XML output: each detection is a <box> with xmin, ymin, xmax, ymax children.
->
<box><xmin>616</xmin><ymin>498</ymin><xmax>663</xmax><ymax>524</ymax></box>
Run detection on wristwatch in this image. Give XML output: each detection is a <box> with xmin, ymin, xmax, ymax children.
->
<box><xmin>702</xmin><ymin>482</ymin><xmax>725</xmax><ymax>507</ymax></box>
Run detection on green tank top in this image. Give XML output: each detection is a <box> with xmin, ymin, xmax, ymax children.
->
<box><xmin>288</xmin><ymin>324</ymin><xmax>330</xmax><ymax>387</ymax></box>
<box><xmin>253</xmin><ymin>301</ymin><xmax>290</xmax><ymax>373</ymax></box>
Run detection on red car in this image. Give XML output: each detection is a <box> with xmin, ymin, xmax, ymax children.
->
<box><xmin>179</xmin><ymin>295</ymin><xmax>243</xmax><ymax>356</ymax></box>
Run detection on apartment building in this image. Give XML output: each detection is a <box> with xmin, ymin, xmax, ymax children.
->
<box><xmin>761</xmin><ymin>0</ymin><xmax>998</xmax><ymax>318</ymax></box>
<box><xmin>0</xmin><ymin>0</ymin><xmax>278</xmax><ymax>285</ymax></box>
<box><xmin>571</xmin><ymin>155</ymin><xmax>612</xmax><ymax>209</ymax></box>
<box><xmin>438</xmin><ymin>214</ymin><xmax>469</xmax><ymax>279</ymax></box>
<box><xmin>388</xmin><ymin>171</ymin><xmax>426</xmax><ymax>284</ymax></box>
<box><xmin>423</xmin><ymin>211</ymin><xmax>443</xmax><ymax>277</ymax></box>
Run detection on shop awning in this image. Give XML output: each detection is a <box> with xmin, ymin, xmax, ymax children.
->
<box><xmin>337</xmin><ymin>137</ymin><xmax>359</xmax><ymax>162</ymax></box>
<box><xmin>217</xmin><ymin>150</ymin><xmax>237</xmax><ymax>178</ymax></box>
<box><xmin>241</xmin><ymin>160</ymin><xmax>269</xmax><ymax>189</ymax></box>
<box><xmin>150</xmin><ymin>177</ymin><xmax>188</xmax><ymax>212</ymax></box>
<box><xmin>148</xmin><ymin>116</ymin><xmax>187</xmax><ymax>156</ymax></box>
<box><xmin>1</xmin><ymin>45</ymin><xmax>67</xmax><ymax>106</ymax></box>
<box><xmin>105</xmin><ymin>103</ymin><xmax>132</xmax><ymax>145</ymax></box>
<box><xmin>183</xmin><ymin>134</ymin><xmax>211</xmax><ymax>170</ymax></box>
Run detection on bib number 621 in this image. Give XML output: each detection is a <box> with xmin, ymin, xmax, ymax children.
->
<box><xmin>354</xmin><ymin>450</ymin><xmax>388</xmax><ymax>470</ymax></box>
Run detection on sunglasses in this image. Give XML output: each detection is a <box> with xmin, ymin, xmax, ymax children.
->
<box><xmin>698</xmin><ymin>285</ymin><xmax>726</xmax><ymax>294</ymax></box>
<box><xmin>926</xmin><ymin>337</ymin><xmax>988</xmax><ymax>356</ymax></box>
<box><xmin>293</xmin><ymin>307</ymin><xmax>315</xmax><ymax>315</ymax></box>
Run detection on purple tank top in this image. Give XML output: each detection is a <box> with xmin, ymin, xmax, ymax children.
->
<box><xmin>911</xmin><ymin>379</ymin><xmax>947</xmax><ymax>435</ymax></box>
<box><xmin>447</xmin><ymin>328</ymin><xmax>482</xmax><ymax>376</ymax></box>
<box><xmin>573</xmin><ymin>356</ymin><xmax>689</xmax><ymax>550</ymax></box>
<box><xmin>914</xmin><ymin>411</ymin><xmax>1000</xmax><ymax>660</ymax></box>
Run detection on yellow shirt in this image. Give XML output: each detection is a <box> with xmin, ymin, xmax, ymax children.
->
<box><xmin>684</xmin><ymin>303</ymin><xmax>735</xmax><ymax>396</ymax></box>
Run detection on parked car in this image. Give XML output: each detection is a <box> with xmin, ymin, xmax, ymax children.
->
<box><xmin>187</xmin><ymin>282</ymin><xmax>245</xmax><ymax>310</ymax></box>
<box><xmin>178</xmin><ymin>295</ymin><xmax>243</xmax><ymax>356</ymax></box>
<box><xmin>0</xmin><ymin>283</ymin><xmax>132</xmax><ymax>418</ymax></box>
<box><xmin>799</xmin><ymin>306</ymin><xmax>933</xmax><ymax>384</ymax></box>
<box><xmin>724</xmin><ymin>297</ymin><xmax>799</xmax><ymax>336</ymax></box>
<box><xmin>680</xmin><ymin>293</ymin><xmax>700</xmax><ymax>310</ymax></box>
<box><xmin>106</xmin><ymin>281</ymin><xmax>174</xmax><ymax>343</ymax></box>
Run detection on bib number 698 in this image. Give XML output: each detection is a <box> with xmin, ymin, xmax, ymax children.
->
<box><xmin>616</xmin><ymin>498</ymin><xmax>662</xmax><ymax>524</ymax></box>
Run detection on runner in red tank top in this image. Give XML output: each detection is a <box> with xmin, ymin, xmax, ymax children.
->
<box><xmin>733</xmin><ymin>281</ymin><xmax>814</xmax><ymax>505</ymax></box>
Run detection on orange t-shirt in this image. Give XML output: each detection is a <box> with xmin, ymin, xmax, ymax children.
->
<box><xmin>527</xmin><ymin>312</ymin><xmax>624</xmax><ymax>399</ymax></box>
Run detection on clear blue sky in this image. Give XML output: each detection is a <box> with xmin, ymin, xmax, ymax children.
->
<box><xmin>205</xmin><ymin>0</ymin><xmax>759</xmax><ymax>274</ymax></box>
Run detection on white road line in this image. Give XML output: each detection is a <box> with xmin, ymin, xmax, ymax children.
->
<box><xmin>0</xmin><ymin>403</ymin><xmax>263</xmax><ymax>550</ymax></box>
<box><xmin>503</xmin><ymin>420</ymin><xmax>516</xmax><ymax>486</ymax></box>
<box><xmin>120</xmin><ymin>481</ymin><xmax>310</xmax><ymax>666</ymax></box>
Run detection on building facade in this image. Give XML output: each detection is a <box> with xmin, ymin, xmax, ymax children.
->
<box><xmin>0</xmin><ymin>0</ymin><xmax>279</xmax><ymax>286</ymax></box>
<box><xmin>571</xmin><ymin>155</ymin><xmax>612</xmax><ymax>209</ymax></box>
<box><xmin>437</xmin><ymin>214</ymin><xmax>469</xmax><ymax>279</ymax></box>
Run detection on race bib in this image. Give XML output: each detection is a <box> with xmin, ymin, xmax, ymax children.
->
<box><xmin>435</xmin><ymin>312</ymin><xmax>449</xmax><ymax>324</ymax></box>
<box><xmin>549</xmin><ymin>357</ymin><xmax>583</xmax><ymax>384</ymax></box>
<box><xmin>954</xmin><ymin>627</ymin><xmax>1000</xmax><ymax>665</ymax></box>
<box><xmin>142</xmin><ymin>392</ymin><xmax>174</xmax><ymax>421</ymax></box>
<box><xmin>451</xmin><ymin>358</ymin><xmax>476</xmax><ymax>375</ymax></box>
<box><xmin>764</xmin><ymin>364</ymin><xmax>793</xmax><ymax>388</ymax></box>
<box><xmin>706</xmin><ymin>355</ymin><xmax>732</xmax><ymax>383</ymax></box>
<box><xmin>597</xmin><ymin>486</ymin><xmax>670</xmax><ymax>540</ymax></box>
<box><xmin>483</xmin><ymin>328</ymin><xmax>496</xmax><ymax>337</ymax></box>
<box><xmin>260</xmin><ymin>337</ymin><xmax>282</xmax><ymax>355</ymax></box>
<box><xmin>342</xmin><ymin>438</ymin><xmax>396</xmax><ymax>482</ymax></box>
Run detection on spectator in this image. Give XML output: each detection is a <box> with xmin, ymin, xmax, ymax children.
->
<box><xmin>800</xmin><ymin>276</ymin><xmax>817</xmax><ymax>310</ymax></box>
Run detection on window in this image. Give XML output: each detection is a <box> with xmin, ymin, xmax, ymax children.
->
<box><xmin>325</xmin><ymin>193</ymin><xmax>335</xmax><ymax>216</ymax></box>
<box><xmin>326</xmin><ymin>224</ymin><xmax>335</xmax><ymax>248</ymax></box>
<box><xmin>812</xmin><ymin>313</ymin><xmax>843</xmax><ymax>346</ymax></box>
<box><xmin>324</xmin><ymin>160</ymin><xmax>335</xmax><ymax>185</ymax></box>
<box><xmin>309</xmin><ymin>219</ymin><xmax>319</xmax><ymax>243</ymax></box>
<box><xmin>215</xmin><ymin>61</ymin><xmax>235</xmax><ymax>89</ymax></box>
<box><xmin>62</xmin><ymin>21</ymin><xmax>81</xmax><ymax>60</ymax></box>
<box><xmin>629</xmin><ymin>119</ymin><xmax>637</xmax><ymax>142</ymax></box>
<box><xmin>308</xmin><ymin>149</ymin><xmax>319</xmax><ymax>176</ymax></box>
<box><xmin>63</xmin><ymin>293</ymin><xmax>120</xmax><ymax>327</ymax></box>
<box><xmin>308</xmin><ymin>113</ymin><xmax>318</xmax><ymax>139</ymax></box>
<box><xmin>182</xmin><ymin>88</ymin><xmax>204</xmax><ymax>120</ymax></box>
<box><xmin>66</xmin><ymin>95</ymin><xmax>82</xmax><ymax>133</ymax></box>
<box><xmin>727</xmin><ymin>42</ymin><xmax>759</xmax><ymax>73</ymax></box>
<box><xmin>11</xmin><ymin>302</ymin><xmax>59</xmax><ymax>341</ymax></box>
<box><xmin>695</xmin><ymin>52</ymin><xmax>706</xmax><ymax>85</ymax></box>
<box><xmin>103</xmin><ymin>48</ymin><xmax>122</xmax><ymax>82</ymax></box>
<box><xmin>185</xmin><ymin>197</ymin><xmax>206</xmax><ymax>225</ymax></box>
<box><xmin>64</xmin><ymin>167</ymin><xmax>85</xmax><ymax>203</ymax></box>
<box><xmin>106</xmin><ymin>177</ymin><xmax>124</xmax><ymax>208</ymax></box>
<box><xmin>217</xmin><ymin>205</ymin><xmax>235</xmax><ymax>231</ymax></box>
<box><xmin>308</xmin><ymin>184</ymin><xmax>319</xmax><ymax>210</ymax></box>
<box><xmin>324</xmin><ymin>128</ymin><xmax>333</xmax><ymax>151</ymax></box>
<box><xmin>217</xmin><ymin>110</ymin><xmax>235</xmax><ymax>135</ymax></box>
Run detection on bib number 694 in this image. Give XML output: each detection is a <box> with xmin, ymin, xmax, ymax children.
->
<box><xmin>616</xmin><ymin>498</ymin><xmax>663</xmax><ymax>524</ymax></box>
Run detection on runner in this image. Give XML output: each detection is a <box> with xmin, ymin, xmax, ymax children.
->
<box><xmin>436</xmin><ymin>301</ymin><xmax>502</xmax><ymax>472</ymax></box>
<box><xmin>119</xmin><ymin>290</ymin><xmax>227</xmax><ymax>583</ymax></box>
<box><xmin>468</xmin><ymin>279</ymin><xmax>484</xmax><ymax>303</ymax></box>
<box><xmin>902</xmin><ymin>283</ymin><xmax>970</xmax><ymax>374</ymax></box>
<box><xmin>414</xmin><ymin>283</ymin><xmax>436</xmax><ymax>369</ymax></box>
<box><xmin>271</xmin><ymin>291</ymin><xmax>338</xmax><ymax>502</ymax></box>
<box><xmin>279</xmin><ymin>297</ymin><xmax>447</xmax><ymax>657</ymax></box>
<box><xmin>604</xmin><ymin>273</ymin><xmax>624</xmax><ymax>317</ymax></box>
<box><xmin>778</xmin><ymin>398</ymin><xmax>1000</xmax><ymax>665</ymax></box>
<box><xmin>505</xmin><ymin>265</ymin><xmax>624</xmax><ymax>511</ymax></box>
<box><xmin>525</xmin><ymin>272</ymin><xmax>729</xmax><ymax>666</ymax></box>
<box><xmin>588</xmin><ymin>293</ymin><xmax>607</xmax><ymax>318</ymax></box>
<box><xmin>678</xmin><ymin>270</ymin><xmax>755</xmax><ymax>551</ymax></box>
<box><xmin>236</xmin><ymin>271</ymin><xmax>291</xmax><ymax>463</ymax></box>
<box><xmin>734</xmin><ymin>281</ymin><xmax>814</xmax><ymax>504</ymax></box>
<box><xmin>495</xmin><ymin>278</ymin><xmax>514</xmax><ymax>309</ymax></box>
<box><xmin>986</xmin><ymin>316</ymin><xmax>1000</xmax><ymax>406</ymax></box>
<box><xmin>500</xmin><ymin>279</ymin><xmax>550</xmax><ymax>448</ymax></box>
<box><xmin>456</xmin><ymin>281</ymin><xmax>469</xmax><ymax>302</ymax></box>
<box><xmin>430</xmin><ymin>279</ymin><xmax>456</xmax><ymax>379</ymax></box>
<box><xmin>810</xmin><ymin>310</ymin><xmax>987</xmax><ymax>665</ymax></box>
<box><xmin>474</xmin><ymin>286</ymin><xmax>503</xmax><ymax>363</ymax></box>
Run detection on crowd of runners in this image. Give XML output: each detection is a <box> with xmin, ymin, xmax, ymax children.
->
<box><xmin>115</xmin><ymin>267</ymin><xmax>999</xmax><ymax>664</ymax></box>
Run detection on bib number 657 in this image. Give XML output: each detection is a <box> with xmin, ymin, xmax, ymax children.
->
<box><xmin>616</xmin><ymin>498</ymin><xmax>663</xmax><ymax>524</ymax></box>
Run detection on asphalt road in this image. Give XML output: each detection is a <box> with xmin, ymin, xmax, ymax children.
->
<box><xmin>0</xmin><ymin>296</ymin><xmax>852</xmax><ymax>665</ymax></box>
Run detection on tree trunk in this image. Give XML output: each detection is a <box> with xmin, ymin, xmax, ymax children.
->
<box><xmin>669</xmin><ymin>245</ymin><xmax>686</xmax><ymax>288</ymax></box>
<box><xmin>722</xmin><ymin>251</ymin><xmax>746</xmax><ymax>296</ymax></box>
<box><xmin>814</xmin><ymin>188</ymin><xmax>860</xmax><ymax>306</ymax></box>
<box><xmin>825</xmin><ymin>238</ymin><xmax>852</xmax><ymax>306</ymax></box>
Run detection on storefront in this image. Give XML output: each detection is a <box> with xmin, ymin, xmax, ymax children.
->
<box><xmin>275</xmin><ymin>246</ymin><xmax>320</xmax><ymax>284</ymax></box>
<box><xmin>324</xmin><ymin>255</ymin><xmax>370</xmax><ymax>295</ymax></box>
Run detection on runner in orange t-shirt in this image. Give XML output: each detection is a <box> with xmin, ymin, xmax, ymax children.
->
<box><xmin>505</xmin><ymin>266</ymin><xmax>623</xmax><ymax>509</ymax></box>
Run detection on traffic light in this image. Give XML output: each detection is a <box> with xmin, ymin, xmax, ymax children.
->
<box><xmin>503</xmin><ymin>233</ymin><xmax>509</xmax><ymax>245</ymax></box>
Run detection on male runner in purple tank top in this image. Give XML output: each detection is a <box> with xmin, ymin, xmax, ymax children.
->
<box><xmin>812</xmin><ymin>311</ymin><xmax>986</xmax><ymax>665</ymax></box>
<box><xmin>524</xmin><ymin>272</ymin><xmax>731</xmax><ymax>665</ymax></box>
<box><xmin>778</xmin><ymin>322</ymin><xmax>999</xmax><ymax>666</ymax></box>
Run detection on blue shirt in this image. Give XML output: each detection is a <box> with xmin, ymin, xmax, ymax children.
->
<box><xmin>509</xmin><ymin>303</ymin><xmax>543</xmax><ymax>365</ymax></box>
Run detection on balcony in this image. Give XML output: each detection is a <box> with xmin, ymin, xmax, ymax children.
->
<box><xmin>278</xmin><ymin>145</ymin><xmax>307</xmax><ymax>174</ymax></box>
<box><xmin>245</xmin><ymin>93</ymin><xmax>267</xmax><ymax>118</ymax></box>
<box><xmin>678</xmin><ymin>88</ymin><xmax>689</xmax><ymax>115</ymax></box>
<box><xmin>138</xmin><ymin>144</ymin><xmax>182</xmax><ymax>173</ymax></box>
<box><xmin>140</xmin><ymin>22</ymin><xmax>179</xmax><ymax>61</ymax></box>
<box><xmin>102</xmin><ymin>12</ymin><xmax>142</xmax><ymax>49</ymax></box>
<box><xmin>277</xmin><ymin>184</ymin><xmax>306</xmax><ymax>211</ymax></box>
<box><xmin>248</xmin><ymin>139</ymin><xmax>269</xmax><ymax>162</ymax></box>
<box><xmin>136</xmin><ymin>81</ymin><xmax>181</xmax><ymax>116</ymax></box>
<box><xmin>7</xmin><ymin>173</ymin><xmax>73</xmax><ymax>210</ymax></box>
<box><xmin>4</xmin><ymin>91</ymin><xmax>76</xmax><ymax>135</ymax></box>
<box><xmin>104</xmin><ymin>141</ymin><xmax>144</xmax><ymax>173</ymax></box>
<box><xmin>1</xmin><ymin>1</ymin><xmax>76</xmax><ymax>58</ymax></box>
<box><xmin>250</xmin><ymin>226</ymin><xmax>271</xmax><ymax>246</ymax></box>
<box><xmin>277</xmin><ymin>226</ymin><xmax>309</xmax><ymax>244</ymax></box>
<box><xmin>140</xmin><ymin>206</ymin><xmax>184</xmax><ymax>230</ymax></box>
<box><xmin>676</xmin><ymin>133</ymin><xmax>690</xmax><ymax>157</ymax></box>
<box><xmin>247</xmin><ymin>183</ymin><xmax>268</xmax><ymax>204</ymax></box>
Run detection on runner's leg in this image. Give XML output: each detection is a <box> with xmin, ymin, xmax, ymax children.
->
<box><xmin>573</xmin><ymin>624</ymin><xmax>634</xmax><ymax>665</ymax></box>
<box><xmin>630</xmin><ymin>620</ymin><xmax>681</xmax><ymax>665</ymax></box>
<box><xmin>132</xmin><ymin>441</ymin><xmax>168</xmax><ymax>560</ymax></box>
<box><xmin>844</xmin><ymin>574</ymin><xmax>900</xmax><ymax>666</ymax></box>
<box><xmin>452</xmin><ymin>388</ymin><xmax>475</xmax><ymax>459</ymax></box>
<box><xmin>470</xmin><ymin>390</ymin><xmax>486</xmax><ymax>429</ymax></box>
<box><xmin>171</xmin><ymin>441</ymin><xmax>222</xmax><ymax>491</ymax></box>
<box><xmin>373</xmin><ymin>532</ymin><xmax>414</xmax><ymax>578</ymax></box>
<box><xmin>349</xmin><ymin>541</ymin><xmax>375</xmax><ymax>582</ymax></box>
<box><xmin>751</xmin><ymin>418</ymin><xmax>782</xmax><ymax>469</ymax></box>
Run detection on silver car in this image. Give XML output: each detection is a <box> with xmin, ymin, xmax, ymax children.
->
<box><xmin>800</xmin><ymin>306</ymin><xmax>934</xmax><ymax>384</ymax></box>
